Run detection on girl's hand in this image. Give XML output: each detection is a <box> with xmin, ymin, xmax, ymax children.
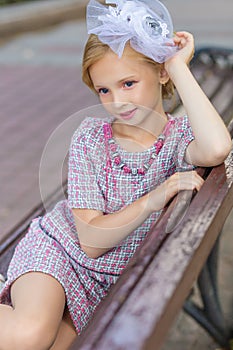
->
<box><xmin>165</xmin><ymin>31</ymin><xmax>195</xmax><ymax>69</ymax></box>
<box><xmin>148</xmin><ymin>171</ymin><xmax>204</xmax><ymax>212</ymax></box>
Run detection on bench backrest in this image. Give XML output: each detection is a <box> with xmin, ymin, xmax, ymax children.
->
<box><xmin>70</xmin><ymin>48</ymin><xmax>233</xmax><ymax>350</ymax></box>
<box><xmin>0</xmin><ymin>47</ymin><xmax>232</xmax><ymax>350</ymax></box>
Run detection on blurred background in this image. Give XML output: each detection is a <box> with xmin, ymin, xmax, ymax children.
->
<box><xmin>0</xmin><ymin>1</ymin><xmax>232</xmax><ymax>349</ymax></box>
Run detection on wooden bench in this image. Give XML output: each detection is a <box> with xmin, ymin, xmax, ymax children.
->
<box><xmin>1</xmin><ymin>47</ymin><xmax>233</xmax><ymax>349</ymax></box>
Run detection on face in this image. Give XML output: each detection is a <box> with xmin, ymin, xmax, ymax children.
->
<box><xmin>89</xmin><ymin>48</ymin><xmax>166</xmax><ymax>130</ymax></box>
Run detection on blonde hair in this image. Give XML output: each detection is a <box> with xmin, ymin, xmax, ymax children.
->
<box><xmin>82</xmin><ymin>34</ymin><xmax>174</xmax><ymax>99</ymax></box>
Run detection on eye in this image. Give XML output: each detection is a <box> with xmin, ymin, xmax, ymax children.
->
<box><xmin>123</xmin><ymin>81</ymin><xmax>137</xmax><ymax>88</ymax></box>
<box><xmin>98</xmin><ymin>87</ymin><xmax>109</xmax><ymax>95</ymax></box>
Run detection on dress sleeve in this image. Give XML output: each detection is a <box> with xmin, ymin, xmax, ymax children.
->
<box><xmin>67</xmin><ymin>123</ymin><xmax>106</xmax><ymax>211</ymax></box>
<box><xmin>174</xmin><ymin>115</ymin><xmax>195</xmax><ymax>171</ymax></box>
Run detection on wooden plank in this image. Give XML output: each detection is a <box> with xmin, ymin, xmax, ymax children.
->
<box><xmin>67</xmin><ymin>48</ymin><xmax>233</xmax><ymax>350</ymax></box>
<box><xmin>198</xmin><ymin>71</ymin><xmax>225</xmax><ymax>98</ymax></box>
<box><xmin>141</xmin><ymin>166</ymin><xmax>233</xmax><ymax>350</ymax></box>
<box><xmin>211</xmin><ymin>76</ymin><xmax>233</xmax><ymax>118</ymax></box>
<box><xmin>1</xmin><ymin>47</ymin><xmax>232</xmax><ymax>349</ymax></box>
<box><xmin>71</xmin><ymin>162</ymin><xmax>233</xmax><ymax>350</ymax></box>
<box><xmin>0</xmin><ymin>181</ymin><xmax>67</xmax><ymax>275</ymax></box>
<box><xmin>190</xmin><ymin>62</ymin><xmax>209</xmax><ymax>82</ymax></box>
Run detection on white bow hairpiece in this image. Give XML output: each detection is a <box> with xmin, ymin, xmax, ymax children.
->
<box><xmin>86</xmin><ymin>0</ymin><xmax>178</xmax><ymax>63</ymax></box>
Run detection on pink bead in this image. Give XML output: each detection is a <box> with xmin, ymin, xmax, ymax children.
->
<box><xmin>114</xmin><ymin>156</ymin><xmax>121</xmax><ymax>165</ymax></box>
<box><xmin>138</xmin><ymin>168</ymin><xmax>145</xmax><ymax>175</ymax></box>
<box><xmin>156</xmin><ymin>140</ymin><xmax>163</xmax><ymax>154</ymax></box>
<box><xmin>103</xmin><ymin>123</ymin><xmax>112</xmax><ymax>139</ymax></box>
<box><xmin>123</xmin><ymin>166</ymin><xmax>131</xmax><ymax>174</ymax></box>
<box><xmin>110</xmin><ymin>145</ymin><xmax>117</xmax><ymax>152</ymax></box>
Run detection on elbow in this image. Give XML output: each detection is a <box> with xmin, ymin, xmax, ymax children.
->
<box><xmin>207</xmin><ymin>141</ymin><xmax>232</xmax><ymax>166</ymax></box>
<box><xmin>216</xmin><ymin>139</ymin><xmax>232</xmax><ymax>163</ymax></box>
<box><xmin>77</xmin><ymin>223</ymin><xmax>113</xmax><ymax>259</ymax></box>
<box><xmin>225</xmin><ymin>138</ymin><xmax>232</xmax><ymax>157</ymax></box>
<box><xmin>80</xmin><ymin>243</ymin><xmax>99</xmax><ymax>259</ymax></box>
<box><xmin>80</xmin><ymin>242</ymin><xmax>108</xmax><ymax>259</ymax></box>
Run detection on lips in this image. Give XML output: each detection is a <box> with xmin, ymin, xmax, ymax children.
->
<box><xmin>119</xmin><ymin>108</ymin><xmax>137</xmax><ymax>120</ymax></box>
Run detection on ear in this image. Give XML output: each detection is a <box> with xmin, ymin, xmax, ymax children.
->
<box><xmin>159</xmin><ymin>67</ymin><xmax>170</xmax><ymax>85</ymax></box>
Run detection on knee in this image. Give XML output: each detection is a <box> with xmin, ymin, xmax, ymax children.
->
<box><xmin>16</xmin><ymin>320</ymin><xmax>57</xmax><ymax>350</ymax></box>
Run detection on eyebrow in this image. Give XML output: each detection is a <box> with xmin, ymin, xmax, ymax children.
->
<box><xmin>118</xmin><ymin>75</ymin><xmax>137</xmax><ymax>83</ymax></box>
<box><xmin>94</xmin><ymin>75</ymin><xmax>137</xmax><ymax>88</ymax></box>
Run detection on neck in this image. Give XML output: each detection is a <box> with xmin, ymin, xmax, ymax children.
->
<box><xmin>112</xmin><ymin>112</ymin><xmax>168</xmax><ymax>148</ymax></box>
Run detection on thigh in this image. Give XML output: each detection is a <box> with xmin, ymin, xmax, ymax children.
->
<box><xmin>50</xmin><ymin>307</ymin><xmax>77</xmax><ymax>350</ymax></box>
<box><xmin>11</xmin><ymin>272</ymin><xmax>66</xmax><ymax>338</ymax></box>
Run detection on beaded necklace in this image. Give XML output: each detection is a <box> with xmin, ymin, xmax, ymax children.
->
<box><xmin>103</xmin><ymin>118</ymin><xmax>175</xmax><ymax>176</ymax></box>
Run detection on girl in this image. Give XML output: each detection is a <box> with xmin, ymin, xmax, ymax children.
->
<box><xmin>0</xmin><ymin>0</ymin><xmax>231</xmax><ymax>349</ymax></box>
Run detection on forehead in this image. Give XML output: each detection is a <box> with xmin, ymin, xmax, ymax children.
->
<box><xmin>89</xmin><ymin>49</ymin><xmax>157</xmax><ymax>86</ymax></box>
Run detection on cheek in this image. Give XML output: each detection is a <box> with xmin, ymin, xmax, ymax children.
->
<box><xmin>100</xmin><ymin>100</ymin><xmax>114</xmax><ymax>114</ymax></box>
<box><xmin>99</xmin><ymin>94</ymin><xmax>110</xmax><ymax>105</ymax></box>
<box><xmin>144</xmin><ymin>81</ymin><xmax>161</xmax><ymax>99</ymax></box>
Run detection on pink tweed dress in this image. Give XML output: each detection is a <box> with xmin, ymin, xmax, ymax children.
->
<box><xmin>0</xmin><ymin>115</ymin><xmax>194</xmax><ymax>334</ymax></box>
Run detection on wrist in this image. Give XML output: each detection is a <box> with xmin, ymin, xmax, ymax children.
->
<box><xmin>145</xmin><ymin>187</ymin><xmax>167</xmax><ymax>214</ymax></box>
<box><xmin>166</xmin><ymin>57</ymin><xmax>187</xmax><ymax>75</ymax></box>
<box><xmin>141</xmin><ymin>192</ymin><xmax>155</xmax><ymax>216</ymax></box>
<box><xmin>166</xmin><ymin>59</ymin><xmax>192</xmax><ymax>87</ymax></box>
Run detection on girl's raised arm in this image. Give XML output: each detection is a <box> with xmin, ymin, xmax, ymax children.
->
<box><xmin>165</xmin><ymin>31</ymin><xmax>231</xmax><ymax>167</ymax></box>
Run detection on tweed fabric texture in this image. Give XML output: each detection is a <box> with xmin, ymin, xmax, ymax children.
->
<box><xmin>0</xmin><ymin>115</ymin><xmax>194</xmax><ymax>334</ymax></box>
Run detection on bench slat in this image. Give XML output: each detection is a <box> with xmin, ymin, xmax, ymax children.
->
<box><xmin>0</xmin><ymin>180</ymin><xmax>67</xmax><ymax>276</ymax></box>
<box><xmin>72</xmin><ymin>162</ymin><xmax>233</xmax><ymax>350</ymax></box>
<box><xmin>211</xmin><ymin>77</ymin><xmax>233</xmax><ymax>119</ymax></box>
<box><xmin>0</xmin><ymin>47</ymin><xmax>232</xmax><ymax>350</ymax></box>
<box><xmin>71</xmin><ymin>45</ymin><xmax>233</xmax><ymax>346</ymax></box>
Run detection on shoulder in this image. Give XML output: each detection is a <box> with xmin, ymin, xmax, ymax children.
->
<box><xmin>171</xmin><ymin>114</ymin><xmax>191</xmax><ymax>131</ymax></box>
<box><xmin>71</xmin><ymin>117</ymin><xmax>111</xmax><ymax>147</ymax></box>
<box><xmin>168</xmin><ymin>114</ymin><xmax>193</xmax><ymax>139</ymax></box>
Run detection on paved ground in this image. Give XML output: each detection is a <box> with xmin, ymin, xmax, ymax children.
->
<box><xmin>0</xmin><ymin>0</ymin><xmax>232</xmax><ymax>349</ymax></box>
<box><xmin>0</xmin><ymin>17</ymin><xmax>98</xmax><ymax>239</ymax></box>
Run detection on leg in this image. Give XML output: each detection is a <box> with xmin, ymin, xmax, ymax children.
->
<box><xmin>50</xmin><ymin>307</ymin><xmax>77</xmax><ymax>350</ymax></box>
<box><xmin>0</xmin><ymin>272</ymin><xmax>66</xmax><ymax>350</ymax></box>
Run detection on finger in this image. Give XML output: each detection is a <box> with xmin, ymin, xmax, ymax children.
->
<box><xmin>187</xmin><ymin>171</ymin><xmax>204</xmax><ymax>191</ymax></box>
<box><xmin>175</xmin><ymin>31</ymin><xmax>193</xmax><ymax>39</ymax></box>
<box><xmin>172</xmin><ymin>171</ymin><xmax>204</xmax><ymax>191</ymax></box>
<box><xmin>194</xmin><ymin>174</ymin><xmax>204</xmax><ymax>191</ymax></box>
<box><xmin>174</xmin><ymin>31</ymin><xmax>194</xmax><ymax>44</ymax></box>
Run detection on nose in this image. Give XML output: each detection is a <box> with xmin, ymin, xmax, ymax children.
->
<box><xmin>111</xmin><ymin>91</ymin><xmax>128</xmax><ymax>110</ymax></box>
